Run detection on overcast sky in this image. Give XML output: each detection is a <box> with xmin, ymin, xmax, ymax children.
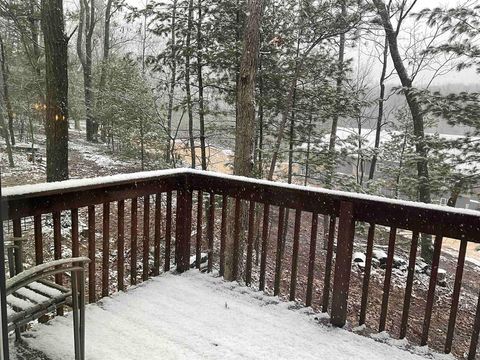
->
<box><xmin>65</xmin><ymin>0</ymin><xmax>479</xmax><ymax>86</ymax></box>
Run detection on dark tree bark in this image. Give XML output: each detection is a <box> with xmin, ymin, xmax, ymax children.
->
<box><xmin>99</xmin><ymin>0</ymin><xmax>113</xmax><ymax>140</ymax></box>
<box><xmin>185</xmin><ymin>0</ymin><xmax>195</xmax><ymax>168</ymax></box>
<box><xmin>41</xmin><ymin>0</ymin><xmax>69</xmax><ymax>182</ymax></box>
<box><xmin>369</xmin><ymin>36</ymin><xmax>388</xmax><ymax>181</ymax></box>
<box><xmin>165</xmin><ymin>0</ymin><xmax>178</xmax><ymax>165</ymax></box>
<box><xmin>77</xmin><ymin>0</ymin><xmax>97</xmax><ymax>142</ymax></box>
<box><xmin>373</xmin><ymin>0</ymin><xmax>432</xmax><ymax>261</ymax></box>
<box><xmin>256</xmin><ymin>55</ymin><xmax>264</xmax><ymax>177</ymax></box>
<box><xmin>197</xmin><ymin>0</ymin><xmax>207</xmax><ymax>170</ymax></box>
<box><xmin>0</xmin><ymin>90</ymin><xmax>14</xmax><ymax>167</ymax></box>
<box><xmin>304</xmin><ymin>113</ymin><xmax>313</xmax><ymax>186</ymax></box>
<box><xmin>224</xmin><ymin>0</ymin><xmax>264</xmax><ymax>281</ymax></box>
<box><xmin>0</xmin><ymin>33</ymin><xmax>15</xmax><ymax>146</ymax></box>
<box><xmin>28</xmin><ymin>0</ymin><xmax>45</xmax><ymax>110</ymax></box>
<box><xmin>234</xmin><ymin>0</ymin><xmax>263</xmax><ymax>178</ymax></box>
<box><xmin>447</xmin><ymin>179</ymin><xmax>464</xmax><ymax>207</ymax></box>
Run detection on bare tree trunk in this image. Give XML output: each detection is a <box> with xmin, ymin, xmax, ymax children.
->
<box><xmin>304</xmin><ymin>113</ymin><xmax>313</xmax><ymax>186</ymax></box>
<box><xmin>268</xmin><ymin>71</ymin><xmax>299</xmax><ymax>180</ymax></box>
<box><xmin>233</xmin><ymin>0</ymin><xmax>263</xmax><ymax>178</ymax></box>
<box><xmin>323</xmin><ymin>1</ymin><xmax>346</xmax><ymax>249</ymax></box>
<box><xmin>41</xmin><ymin>0</ymin><xmax>69</xmax><ymax>182</ymax></box>
<box><xmin>395</xmin><ymin>126</ymin><xmax>408</xmax><ymax>199</ymax></box>
<box><xmin>369</xmin><ymin>36</ymin><xmax>388</xmax><ymax>181</ymax></box>
<box><xmin>0</xmin><ymin>34</ymin><xmax>15</xmax><ymax>146</ymax></box>
<box><xmin>447</xmin><ymin>179</ymin><xmax>464</xmax><ymax>207</ymax></box>
<box><xmin>256</xmin><ymin>55</ymin><xmax>264</xmax><ymax>177</ymax></box>
<box><xmin>373</xmin><ymin>0</ymin><xmax>432</xmax><ymax>261</ymax></box>
<box><xmin>28</xmin><ymin>0</ymin><xmax>46</xmax><ymax>122</ymax></box>
<box><xmin>165</xmin><ymin>0</ymin><xmax>178</xmax><ymax>165</ymax></box>
<box><xmin>225</xmin><ymin>0</ymin><xmax>264</xmax><ymax>281</ymax></box>
<box><xmin>356</xmin><ymin>117</ymin><xmax>364</xmax><ymax>185</ymax></box>
<box><xmin>185</xmin><ymin>0</ymin><xmax>196</xmax><ymax>169</ymax></box>
<box><xmin>140</xmin><ymin>119</ymin><xmax>145</xmax><ymax>170</ymax></box>
<box><xmin>0</xmin><ymin>102</ymin><xmax>14</xmax><ymax>167</ymax></box>
<box><xmin>197</xmin><ymin>0</ymin><xmax>207</xmax><ymax>170</ymax></box>
<box><xmin>77</xmin><ymin>0</ymin><xmax>97</xmax><ymax>142</ymax></box>
<box><xmin>325</xmin><ymin>1</ymin><xmax>346</xmax><ymax>189</ymax></box>
<box><xmin>99</xmin><ymin>0</ymin><xmax>113</xmax><ymax>141</ymax></box>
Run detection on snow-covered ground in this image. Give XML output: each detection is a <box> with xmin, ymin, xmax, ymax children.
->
<box><xmin>13</xmin><ymin>271</ymin><xmax>438</xmax><ymax>360</ymax></box>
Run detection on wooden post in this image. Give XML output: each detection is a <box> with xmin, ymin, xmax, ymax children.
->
<box><xmin>175</xmin><ymin>178</ymin><xmax>192</xmax><ymax>273</ymax></box>
<box><xmin>331</xmin><ymin>201</ymin><xmax>355</xmax><ymax>327</ymax></box>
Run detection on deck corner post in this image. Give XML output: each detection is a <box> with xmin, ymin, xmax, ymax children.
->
<box><xmin>330</xmin><ymin>201</ymin><xmax>355</xmax><ymax>327</ymax></box>
<box><xmin>175</xmin><ymin>175</ymin><xmax>193</xmax><ymax>273</ymax></box>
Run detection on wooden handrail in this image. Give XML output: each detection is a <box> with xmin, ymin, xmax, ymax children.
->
<box><xmin>2</xmin><ymin>169</ymin><xmax>479</xmax><ymax>239</ymax></box>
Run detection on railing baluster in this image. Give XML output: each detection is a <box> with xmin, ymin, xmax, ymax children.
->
<box><xmin>12</xmin><ymin>219</ymin><xmax>22</xmax><ymax>273</ymax></box>
<box><xmin>469</xmin><ymin>290</ymin><xmax>480</xmax><ymax>360</ymax></box>
<box><xmin>12</xmin><ymin>219</ymin><xmax>21</xmax><ymax>235</ymax></box>
<box><xmin>34</xmin><ymin>215</ymin><xmax>43</xmax><ymax>265</ymax></box>
<box><xmin>379</xmin><ymin>227</ymin><xmax>397</xmax><ymax>332</ymax></box>
<box><xmin>53</xmin><ymin>212</ymin><xmax>62</xmax><ymax>285</ymax></box>
<box><xmin>71</xmin><ymin>210</ymin><xmax>79</xmax><ymax>259</ymax></box>
<box><xmin>331</xmin><ymin>201</ymin><xmax>355</xmax><ymax>327</ymax></box>
<box><xmin>154</xmin><ymin>193</ymin><xmax>161</xmax><ymax>276</ymax></box>
<box><xmin>274</xmin><ymin>207</ymin><xmax>285</xmax><ymax>296</ymax></box>
<box><xmin>306</xmin><ymin>212</ymin><xmax>318</xmax><ymax>307</ymax></box>
<box><xmin>117</xmin><ymin>200</ymin><xmax>125</xmax><ymax>291</ymax></box>
<box><xmin>130</xmin><ymin>198</ymin><xmax>138</xmax><ymax>285</ymax></box>
<box><xmin>52</xmin><ymin>211</ymin><xmax>63</xmax><ymax>315</ymax></box>
<box><xmin>143</xmin><ymin>195</ymin><xmax>150</xmax><ymax>281</ymax></box>
<box><xmin>400</xmin><ymin>231</ymin><xmax>419</xmax><ymax>338</ymax></box>
<box><xmin>289</xmin><ymin>209</ymin><xmax>302</xmax><ymax>301</ymax></box>
<box><xmin>88</xmin><ymin>206</ymin><xmax>96</xmax><ymax>303</ymax></box>
<box><xmin>220</xmin><ymin>194</ymin><xmax>228</xmax><ymax>277</ymax></box>
<box><xmin>322</xmin><ymin>215</ymin><xmax>336</xmax><ymax>313</ymax></box>
<box><xmin>245</xmin><ymin>201</ymin><xmax>255</xmax><ymax>285</ymax></box>
<box><xmin>259</xmin><ymin>203</ymin><xmax>270</xmax><ymax>291</ymax></box>
<box><xmin>421</xmin><ymin>234</ymin><xmax>444</xmax><ymax>345</ymax></box>
<box><xmin>207</xmin><ymin>193</ymin><xmax>215</xmax><ymax>273</ymax></box>
<box><xmin>445</xmin><ymin>239</ymin><xmax>467</xmax><ymax>353</ymax></box>
<box><xmin>232</xmin><ymin>197</ymin><xmax>241</xmax><ymax>279</ymax></box>
<box><xmin>359</xmin><ymin>223</ymin><xmax>375</xmax><ymax>325</ymax></box>
<box><xmin>102</xmin><ymin>202</ymin><xmax>110</xmax><ymax>298</ymax></box>
<box><xmin>165</xmin><ymin>191</ymin><xmax>172</xmax><ymax>272</ymax></box>
<box><xmin>175</xmin><ymin>186</ymin><xmax>192</xmax><ymax>272</ymax></box>
<box><xmin>196</xmin><ymin>191</ymin><xmax>204</xmax><ymax>270</ymax></box>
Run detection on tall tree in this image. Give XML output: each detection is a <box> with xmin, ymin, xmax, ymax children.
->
<box><xmin>325</xmin><ymin>0</ymin><xmax>347</xmax><ymax>188</ymax></box>
<box><xmin>77</xmin><ymin>0</ymin><xmax>97</xmax><ymax>141</ymax></box>
<box><xmin>267</xmin><ymin>0</ymin><xmax>361</xmax><ymax>180</ymax></box>
<box><xmin>0</xmin><ymin>32</ymin><xmax>14</xmax><ymax>146</ymax></box>
<box><xmin>373</xmin><ymin>0</ymin><xmax>432</xmax><ymax>260</ymax></box>
<box><xmin>368</xmin><ymin>35</ymin><xmax>389</xmax><ymax>181</ymax></box>
<box><xmin>185</xmin><ymin>0</ymin><xmax>195</xmax><ymax>168</ymax></box>
<box><xmin>224</xmin><ymin>0</ymin><xmax>264</xmax><ymax>281</ymax></box>
<box><xmin>166</xmin><ymin>0</ymin><xmax>177</xmax><ymax>165</ymax></box>
<box><xmin>196</xmin><ymin>0</ymin><xmax>207</xmax><ymax>170</ymax></box>
<box><xmin>98</xmin><ymin>0</ymin><xmax>113</xmax><ymax>138</ymax></box>
<box><xmin>234</xmin><ymin>0</ymin><xmax>263</xmax><ymax>178</ymax></box>
<box><xmin>41</xmin><ymin>0</ymin><xmax>69</xmax><ymax>181</ymax></box>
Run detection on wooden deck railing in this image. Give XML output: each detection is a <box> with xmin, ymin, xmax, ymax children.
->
<box><xmin>2</xmin><ymin>169</ymin><xmax>480</xmax><ymax>358</ymax></box>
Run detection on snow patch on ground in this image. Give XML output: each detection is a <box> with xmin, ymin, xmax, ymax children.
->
<box><xmin>16</xmin><ymin>271</ymin><xmax>431</xmax><ymax>360</ymax></box>
<box><xmin>69</xmin><ymin>140</ymin><xmax>129</xmax><ymax>169</ymax></box>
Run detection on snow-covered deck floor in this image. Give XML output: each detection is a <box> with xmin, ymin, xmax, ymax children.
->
<box><xmin>18</xmin><ymin>272</ymin><xmax>427</xmax><ymax>360</ymax></box>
